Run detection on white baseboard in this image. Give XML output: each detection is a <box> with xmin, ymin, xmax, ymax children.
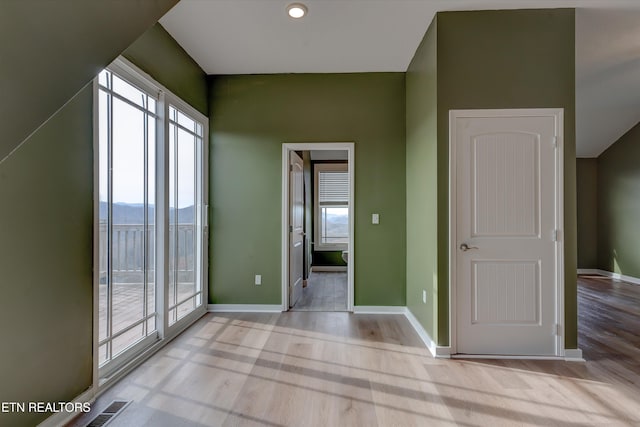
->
<box><xmin>311</xmin><ymin>266</ymin><xmax>347</xmax><ymax>272</ymax></box>
<box><xmin>578</xmin><ymin>269</ymin><xmax>640</xmax><ymax>286</ymax></box>
<box><xmin>37</xmin><ymin>387</ymin><xmax>96</xmax><ymax>427</ymax></box>
<box><xmin>451</xmin><ymin>354</ymin><xmax>566</xmax><ymax>360</ymax></box>
<box><xmin>577</xmin><ymin>269</ymin><xmax>601</xmax><ymax>275</ymax></box>
<box><xmin>564</xmin><ymin>348</ymin><xmax>585</xmax><ymax>362</ymax></box>
<box><xmin>404</xmin><ymin>308</ymin><xmax>451</xmax><ymax>358</ymax></box>
<box><xmin>603</xmin><ymin>270</ymin><xmax>640</xmax><ymax>286</ymax></box>
<box><xmin>207</xmin><ymin>304</ymin><xmax>283</xmax><ymax>313</ymax></box>
<box><xmin>353</xmin><ymin>306</ymin><xmax>406</xmax><ymax>314</ymax></box>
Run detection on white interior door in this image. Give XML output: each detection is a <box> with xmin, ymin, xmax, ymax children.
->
<box><xmin>453</xmin><ymin>110</ymin><xmax>562</xmax><ymax>356</ymax></box>
<box><xmin>289</xmin><ymin>151</ymin><xmax>304</xmax><ymax>308</ymax></box>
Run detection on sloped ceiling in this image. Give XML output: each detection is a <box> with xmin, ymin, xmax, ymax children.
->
<box><xmin>161</xmin><ymin>0</ymin><xmax>640</xmax><ymax>157</ymax></box>
<box><xmin>0</xmin><ymin>0</ymin><xmax>179</xmax><ymax>163</ymax></box>
<box><xmin>576</xmin><ymin>7</ymin><xmax>640</xmax><ymax>157</ymax></box>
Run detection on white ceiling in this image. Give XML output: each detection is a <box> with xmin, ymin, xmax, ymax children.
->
<box><xmin>161</xmin><ymin>0</ymin><xmax>640</xmax><ymax>157</ymax></box>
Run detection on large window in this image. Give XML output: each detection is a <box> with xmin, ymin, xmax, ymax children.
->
<box><xmin>96</xmin><ymin>59</ymin><xmax>207</xmax><ymax>376</ymax></box>
<box><xmin>314</xmin><ymin>163</ymin><xmax>349</xmax><ymax>250</ymax></box>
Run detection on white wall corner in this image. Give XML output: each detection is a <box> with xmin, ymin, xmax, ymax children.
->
<box><xmin>404</xmin><ymin>307</ymin><xmax>451</xmax><ymax>358</ymax></box>
<box><xmin>564</xmin><ymin>348</ymin><xmax>585</xmax><ymax>362</ymax></box>
<box><xmin>207</xmin><ymin>304</ymin><xmax>283</xmax><ymax>313</ymax></box>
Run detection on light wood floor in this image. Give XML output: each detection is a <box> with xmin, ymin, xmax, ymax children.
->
<box><xmin>291</xmin><ymin>272</ymin><xmax>347</xmax><ymax>311</ymax></box>
<box><xmin>70</xmin><ymin>275</ymin><xmax>640</xmax><ymax>426</ymax></box>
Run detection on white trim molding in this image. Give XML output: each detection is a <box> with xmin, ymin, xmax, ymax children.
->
<box><xmin>404</xmin><ymin>308</ymin><xmax>451</xmax><ymax>358</ymax></box>
<box><xmin>448</xmin><ymin>348</ymin><xmax>584</xmax><ymax>361</ymax></box>
<box><xmin>564</xmin><ymin>348</ymin><xmax>585</xmax><ymax>362</ymax></box>
<box><xmin>282</xmin><ymin>142</ymin><xmax>355</xmax><ymax>312</ymax></box>
<box><xmin>576</xmin><ymin>269</ymin><xmax>601</xmax><ymax>275</ymax></box>
<box><xmin>578</xmin><ymin>269</ymin><xmax>640</xmax><ymax>286</ymax></box>
<box><xmin>207</xmin><ymin>304</ymin><xmax>283</xmax><ymax>313</ymax></box>
<box><xmin>353</xmin><ymin>306</ymin><xmax>406</xmax><ymax>314</ymax></box>
<box><xmin>451</xmin><ymin>354</ymin><xmax>568</xmax><ymax>361</ymax></box>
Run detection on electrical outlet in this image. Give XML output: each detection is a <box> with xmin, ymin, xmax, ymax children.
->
<box><xmin>255</xmin><ymin>275</ymin><xmax>262</xmax><ymax>285</ymax></box>
<box><xmin>422</xmin><ymin>290</ymin><xmax>427</xmax><ymax>304</ymax></box>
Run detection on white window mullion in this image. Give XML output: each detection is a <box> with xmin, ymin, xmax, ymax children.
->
<box><xmin>106</xmin><ymin>70</ymin><xmax>114</xmax><ymax>363</ymax></box>
<box><xmin>142</xmin><ymin>95</ymin><xmax>149</xmax><ymax>337</ymax></box>
<box><xmin>195</xmin><ymin>134</ymin><xmax>202</xmax><ymax>307</ymax></box>
<box><xmin>172</xmin><ymin>115</ymin><xmax>179</xmax><ymax>325</ymax></box>
<box><xmin>156</xmin><ymin>91</ymin><xmax>169</xmax><ymax>340</ymax></box>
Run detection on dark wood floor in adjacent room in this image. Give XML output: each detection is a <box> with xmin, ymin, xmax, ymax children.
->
<box><xmin>577</xmin><ymin>274</ymin><xmax>640</xmax><ymax>387</ymax></box>
<box><xmin>69</xmin><ymin>275</ymin><xmax>640</xmax><ymax>426</ymax></box>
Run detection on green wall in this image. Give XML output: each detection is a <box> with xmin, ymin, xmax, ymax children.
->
<box><xmin>437</xmin><ymin>9</ymin><xmax>577</xmax><ymax>347</ymax></box>
<box><xmin>0</xmin><ymin>86</ymin><xmax>94</xmax><ymax>427</ymax></box>
<box><xmin>577</xmin><ymin>158</ymin><xmax>598</xmax><ymax>268</ymax></box>
<box><xmin>313</xmin><ymin>251</ymin><xmax>347</xmax><ymax>267</ymax></box>
<box><xmin>0</xmin><ymin>0</ymin><xmax>178</xmax><ymax>163</ymax></box>
<box><xmin>209</xmin><ymin>73</ymin><xmax>406</xmax><ymax>306</ymax></box>
<box><xmin>597</xmin><ymin>122</ymin><xmax>640</xmax><ymax>277</ymax></box>
<box><xmin>0</xmin><ymin>19</ymin><xmax>206</xmax><ymax>427</ymax></box>
<box><xmin>406</xmin><ymin>18</ymin><xmax>439</xmax><ymax>341</ymax></box>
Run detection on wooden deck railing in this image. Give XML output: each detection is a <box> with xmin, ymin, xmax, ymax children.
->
<box><xmin>98</xmin><ymin>222</ymin><xmax>196</xmax><ymax>280</ymax></box>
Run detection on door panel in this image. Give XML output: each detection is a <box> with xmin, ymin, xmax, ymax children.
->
<box><xmin>455</xmin><ymin>112</ymin><xmax>560</xmax><ymax>356</ymax></box>
<box><xmin>472</xmin><ymin>133</ymin><xmax>539</xmax><ymax>237</ymax></box>
<box><xmin>289</xmin><ymin>151</ymin><xmax>304</xmax><ymax>308</ymax></box>
<box><xmin>472</xmin><ymin>260</ymin><xmax>539</xmax><ymax>325</ymax></box>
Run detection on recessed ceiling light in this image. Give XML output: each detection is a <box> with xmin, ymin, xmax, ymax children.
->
<box><xmin>287</xmin><ymin>3</ymin><xmax>307</xmax><ymax>19</ymax></box>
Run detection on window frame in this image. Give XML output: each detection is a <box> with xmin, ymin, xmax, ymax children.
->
<box><xmin>314</xmin><ymin>162</ymin><xmax>349</xmax><ymax>251</ymax></box>
<box><xmin>165</xmin><ymin>101</ymin><xmax>207</xmax><ymax>326</ymax></box>
<box><xmin>93</xmin><ymin>57</ymin><xmax>209</xmax><ymax>385</ymax></box>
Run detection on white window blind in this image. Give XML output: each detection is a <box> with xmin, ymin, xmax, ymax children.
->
<box><xmin>318</xmin><ymin>171</ymin><xmax>349</xmax><ymax>205</ymax></box>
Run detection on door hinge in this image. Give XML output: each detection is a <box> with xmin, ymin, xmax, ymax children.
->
<box><xmin>289</xmin><ymin>225</ymin><xmax>293</xmax><ymax>232</ymax></box>
<box><xmin>552</xmin><ymin>136</ymin><xmax>558</xmax><ymax>148</ymax></box>
<box><xmin>289</xmin><ymin>164</ymin><xmax>293</xmax><ymax>172</ymax></box>
<box><xmin>553</xmin><ymin>323</ymin><xmax>562</xmax><ymax>336</ymax></box>
<box><xmin>552</xmin><ymin>229</ymin><xmax>561</xmax><ymax>242</ymax></box>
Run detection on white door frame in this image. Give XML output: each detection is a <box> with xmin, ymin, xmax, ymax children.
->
<box><xmin>449</xmin><ymin>108</ymin><xmax>565</xmax><ymax>357</ymax></box>
<box><xmin>281</xmin><ymin>142</ymin><xmax>355</xmax><ymax>312</ymax></box>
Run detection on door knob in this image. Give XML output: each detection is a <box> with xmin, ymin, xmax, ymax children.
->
<box><xmin>460</xmin><ymin>243</ymin><xmax>479</xmax><ymax>252</ymax></box>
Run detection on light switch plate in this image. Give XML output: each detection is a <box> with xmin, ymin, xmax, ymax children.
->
<box><xmin>255</xmin><ymin>275</ymin><xmax>262</xmax><ymax>285</ymax></box>
<box><xmin>372</xmin><ymin>213</ymin><xmax>379</xmax><ymax>224</ymax></box>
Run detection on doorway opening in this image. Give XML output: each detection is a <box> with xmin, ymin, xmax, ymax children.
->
<box><xmin>282</xmin><ymin>143</ymin><xmax>354</xmax><ymax>312</ymax></box>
